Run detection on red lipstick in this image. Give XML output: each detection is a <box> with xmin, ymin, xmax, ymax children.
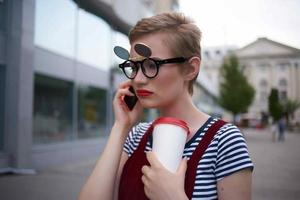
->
<box><xmin>136</xmin><ymin>89</ymin><xmax>153</xmax><ymax>97</ymax></box>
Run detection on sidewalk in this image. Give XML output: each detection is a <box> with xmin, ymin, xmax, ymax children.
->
<box><xmin>0</xmin><ymin>158</ymin><xmax>96</xmax><ymax>200</ymax></box>
<box><xmin>243</xmin><ymin>128</ymin><xmax>300</xmax><ymax>200</ymax></box>
<box><xmin>0</xmin><ymin>128</ymin><xmax>300</xmax><ymax>200</ymax></box>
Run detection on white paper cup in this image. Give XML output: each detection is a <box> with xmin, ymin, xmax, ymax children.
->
<box><xmin>152</xmin><ymin>117</ymin><xmax>190</xmax><ymax>173</ymax></box>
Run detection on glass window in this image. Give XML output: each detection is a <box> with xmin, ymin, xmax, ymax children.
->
<box><xmin>0</xmin><ymin>1</ymin><xmax>6</xmax><ymax>31</ymax></box>
<box><xmin>258</xmin><ymin>63</ymin><xmax>268</xmax><ymax>71</ymax></box>
<box><xmin>0</xmin><ymin>65</ymin><xmax>5</xmax><ymax>150</ymax></box>
<box><xmin>259</xmin><ymin>79</ymin><xmax>268</xmax><ymax>89</ymax></box>
<box><xmin>279</xmin><ymin>90</ymin><xmax>287</xmax><ymax>102</ymax></box>
<box><xmin>278</xmin><ymin>62</ymin><xmax>289</xmax><ymax>71</ymax></box>
<box><xmin>33</xmin><ymin>74</ymin><xmax>73</xmax><ymax>144</ymax></box>
<box><xmin>279</xmin><ymin>78</ymin><xmax>287</xmax><ymax>87</ymax></box>
<box><xmin>34</xmin><ymin>0</ymin><xmax>77</xmax><ymax>58</ymax></box>
<box><xmin>77</xmin><ymin>9</ymin><xmax>112</xmax><ymax>70</ymax></box>
<box><xmin>77</xmin><ymin>85</ymin><xmax>107</xmax><ymax>139</ymax></box>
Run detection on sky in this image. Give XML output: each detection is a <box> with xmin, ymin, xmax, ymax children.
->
<box><xmin>179</xmin><ymin>0</ymin><xmax>300</xmax><ymax>49</ymax></box>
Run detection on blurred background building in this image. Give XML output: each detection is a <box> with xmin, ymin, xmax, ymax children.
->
<box><xmin>201</xmin><ymin>38</ymin><xmax>300</xmax><ymax>127</ymax></box>
<box><xmin>236</xmin><ymin>37</ymin><xmax>300</xmax><ymax>125</ymax></box>
<box><xmin>201</xmin><ymin>46</ymin><xmax>237</xmax><ymax>94</ymax></box>
<box><xmin>0</xmin><ymin>0</ymin><xmax>220</xmax><ymax>172</ymax></box>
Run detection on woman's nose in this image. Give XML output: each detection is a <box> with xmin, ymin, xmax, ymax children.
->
<box><xmin>133</xmin><ymin>65</ymin><xmax>148</xmax><ymax>83</ymax></box>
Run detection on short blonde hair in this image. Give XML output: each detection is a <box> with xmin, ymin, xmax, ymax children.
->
<box><xmin>129</xmin><ymin>12</ymin><xmax>202</xmax><ymax>95</ymax></box>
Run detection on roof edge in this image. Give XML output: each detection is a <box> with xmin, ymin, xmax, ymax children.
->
<box><xmin>238</xmin><ymin>37</ymin><xmax>300</xmax><ymax>55</ymax></box>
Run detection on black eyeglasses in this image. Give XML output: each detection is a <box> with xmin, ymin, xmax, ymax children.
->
<box><xmin>119</xmin><ymin>57</ymin><xmax>188</xmax><ymax>79</ymax></box>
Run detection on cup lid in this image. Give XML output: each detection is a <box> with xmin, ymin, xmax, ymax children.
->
<box><xmin>153</xmin><ymin>117</ymin><xmax>190</xmax><ymax>135</ymax></box>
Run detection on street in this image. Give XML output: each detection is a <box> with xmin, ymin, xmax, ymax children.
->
<box><xmin>244</xmin><ymin>128</ymin><xmax>300</xmax><ymax>200</ymax></box>
<box><xmin>0</xmin><ymin>128</ymin><xmax>300</xmax><ymax>200</ymax></box>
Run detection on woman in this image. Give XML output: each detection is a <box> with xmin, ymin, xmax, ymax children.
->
<box><xmin>78</xmin><ymin>12</ymin><xmax>253</xmax><ymax>200</ymax></box>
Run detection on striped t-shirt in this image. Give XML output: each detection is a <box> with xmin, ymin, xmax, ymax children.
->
<box><xmin>123</xmin><ymin>117</ymin><xmax>254</xmax><ymax>199</ymax></box>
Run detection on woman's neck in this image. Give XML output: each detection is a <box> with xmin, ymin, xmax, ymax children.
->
<box><xmin>158</xmin><ymin>94</ymin><xmax>210</xmax><ymax>134</ymax></box>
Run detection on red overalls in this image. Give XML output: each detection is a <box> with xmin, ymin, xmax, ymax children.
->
<box><xmin>119</xmin><ymin>119</ymin><xmax>226</xmax><ymax>200</ymax></box>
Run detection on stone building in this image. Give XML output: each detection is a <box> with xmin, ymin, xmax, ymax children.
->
<box><xmin>236</xmin><ymin>37</ymin><xmax>300</xmax><ymax>124</ymax></box>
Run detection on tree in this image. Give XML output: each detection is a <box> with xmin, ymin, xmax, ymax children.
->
<box><xmin>282</xmin><ymin>99</ymin><xmax>300</xmax><ymax>126</ymax></box>
<box><xmin>268</xmin><ymin>88</ymin><xmax>283</xmax><ymax>121</ymax></box>
<box><xmin>218</xmin><ymin>55</ymin><xmax>255</xmax><ymax>123</ymax></box>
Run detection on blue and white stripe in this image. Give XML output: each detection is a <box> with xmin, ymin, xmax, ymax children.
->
<box><xmin>123</xmin><ymin>117</ymin><xmax>253</xmax><ymax>200</ymax></box>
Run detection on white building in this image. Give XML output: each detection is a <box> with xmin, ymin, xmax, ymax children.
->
<box><xmin>202</xmin><ymin>46</ymin><xmax>237</xmax><ymax>94</ymax></box>
<box><xmin>197</xmin><ymin>46</ymin><xmax>237</xmax><ymax>120</ymax></box>
<box><xmin>236</xmin><ymin>37</ymin><xmax>300</xmax><ymax>123</ymax></box>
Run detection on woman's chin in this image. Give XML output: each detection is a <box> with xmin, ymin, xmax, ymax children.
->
<box><xmin>139</xmin><ymin>101</ymin><xmax>158</xmax><ymax>109</ymax></box>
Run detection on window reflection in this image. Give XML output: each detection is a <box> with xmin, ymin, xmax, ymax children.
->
<box><xmin>33</xmin><ymin>74</ymin><xmax>73</xmax><ymax>144</ymax></box>
<box><xmin>77</xmin><ymin>9</ymin><xmax>111</xmax><ymax>70</ymax></box>
<box><xmin>78</xmin><ymin>85</ymin><xmax>107</xmax><ymax>138</ymax></box>
<box><xmin>34</xmin><ymin>0</ymin><xmax>114</xmax><ymax>71</ymax></box>
<box><xmin>34</xmin><ymin>0</ymin><xmax>76</xmax><ymax>58</ymax></box>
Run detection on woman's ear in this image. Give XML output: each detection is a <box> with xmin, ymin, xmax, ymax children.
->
<box><xmin>184</xmin><ymin>57</ymin><xmax>201</xmax><ymax>81</ymax></box>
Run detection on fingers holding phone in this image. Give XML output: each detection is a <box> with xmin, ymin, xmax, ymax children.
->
<box><xmin>113</xmin><ymin>82</ymin><xmax>142</xmax><ymax>127</ymax></box>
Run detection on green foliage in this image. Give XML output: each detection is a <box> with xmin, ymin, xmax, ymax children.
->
<box><xmin>282</xmin><ymin>99</ymin><xmax>300</xmax><ymax>125</ymax></box>
<box><xmin>268</xmin><ymin>88</ymin><xmax>283</xmax><ymax>121</ymax></box>
<box><xmin>218</xmin><ymin>55</ymin><xmax>255</xmax><ymax>116</ymax></box>
<box><xmin>283</xmin><ymin>99</ymin><xmax>300</xmax><ymax>116</ymax></box>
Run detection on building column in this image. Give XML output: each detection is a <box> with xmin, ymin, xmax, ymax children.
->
<box><xmin>4</xmin><ymin>0</ymin><xmax>35</xmax><ymax>170</ymax></box>
<box><xmin>296</xmin><ymin>63</ymin><xmax>300</xmax><ymax>101</ymax></box>
<box><xmin>288</xmin><ymin>62</ymin><xmax>295</xmax><ymax>100</ymax></box>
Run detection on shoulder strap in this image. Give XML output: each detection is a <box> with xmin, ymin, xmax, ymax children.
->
<box><xmin>185</xmin><ymin>119</ymin><xmax>227</xmax><ymax>199</ymax></box>
<box><xmin>119</xmin><ymin>124</ymin><xmax>154</xmax><ymax>200</ymax></box>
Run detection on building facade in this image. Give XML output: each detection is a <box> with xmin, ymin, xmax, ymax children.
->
<box><xmin>201</xmin><ymin>46</ymin><xmax>236</xmax><ymax>94</ymax></box>
<box><xmin>0</xmin><ymin>0</ymin><xmax>181</xmax><ymax>172</ymax></box>
<box><xmin>200</xmin><ymin>39</ymin><xmax>300</xmax><ymax>124</ymax></box>
<box><xmin>236</xmin><ymin>37</ymin><xmax>300</xmax><ymax>124</ymax></box>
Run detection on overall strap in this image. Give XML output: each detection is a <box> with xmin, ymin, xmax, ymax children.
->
<box><xmin>185</xmin><ymin>119</ymin><xmax>227</xmax><ymax>199</ymax></box>
<box><xmin>118</xmin><ymin>124</ymin><xmax>154</xmax><ymax>200</ymax></box>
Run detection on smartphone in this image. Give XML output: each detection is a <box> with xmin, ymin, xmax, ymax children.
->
<box><xmin>124</xmin><ymin>86</ymin><xmax>138</xmax><ymax>111</ymax></box>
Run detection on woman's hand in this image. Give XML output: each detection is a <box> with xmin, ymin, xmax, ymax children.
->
<box><xmin>141</xmin><ymin>152</ymin><xmax>188</xmax><ymax>200</ymax></box>
<box><xmin>113</xmin><ymin>81</ymin><xmax>143</xmax><ymax>132</ymax></box>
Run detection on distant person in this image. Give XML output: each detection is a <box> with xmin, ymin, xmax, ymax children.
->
<box><xmin>271</xmin><ymin>121</ymin><xmax>277</xmax><ymax>142</ymax></box>
<box><xmin>78</xmin><ymin>12</ymin><xmax>253</xmax><ymax>200</ymax></box>
<box><xmin>278</xmin><ymin>117</ymin><xmax>286</xmax><ymax>142</ymax></box>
